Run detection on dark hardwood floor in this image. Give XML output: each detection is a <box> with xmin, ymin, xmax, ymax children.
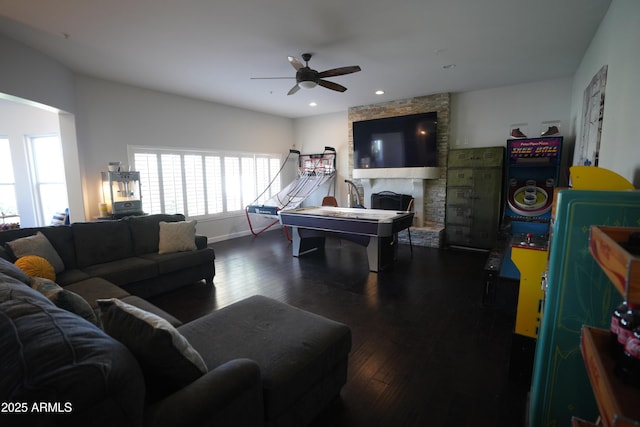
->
<box><xmin>148</xmin><ymin>230</ymin><xmax>528</xmax><ymax>427</ymax></box>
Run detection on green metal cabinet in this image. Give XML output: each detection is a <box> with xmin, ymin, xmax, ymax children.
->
<box><xmin>445</xmin><ymin>147</ymin><xmax>504</xmax><ymax>249</ymax></box>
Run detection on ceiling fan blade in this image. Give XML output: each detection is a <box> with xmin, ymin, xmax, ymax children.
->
<box><xmin>288</xmin><ymin>56</ymin><xmax>304</xmax><ymax>71</ymax></box>
<box><xmin>318</xmin><ymin>80</ymin><xmax>347</xmax><ymax>92</ymax></box>
<box><xmin>250</xmin><ymin>76</ymin><xmax>295</xmax><ymax>80</ymax></box>
<box><xmin>287</xmin><ymin>84</ymin><xmax>300</xmax><ymax>95</ymax></box>
<box><xmin>317</xmin><ymin>65</ymin><xmax>361</xmax><ymax>78</ymax></box>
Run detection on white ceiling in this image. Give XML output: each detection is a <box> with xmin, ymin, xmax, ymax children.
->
<box><xmin>0</xmin><ymin>0</ymin><xmax>611</xmax><ymax>118</ymax></box>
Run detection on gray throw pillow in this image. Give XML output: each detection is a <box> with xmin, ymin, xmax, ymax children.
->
<box><xmin>7</xmin><ymin>232</ymin><xmax>65</xmax><ymax>273</ymax></box>
<box><xmin>30</xmin><ymin>277</ymin><xmax>99</xmax><ymax>326</ymax></box>
<box><xmin>96</xmin><ymin>298</ymin><xmax>207</xmax><ymax>394</ymax></box>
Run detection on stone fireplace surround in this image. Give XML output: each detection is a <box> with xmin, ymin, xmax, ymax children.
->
<box><xmin>348</xmin><ymin>93</ymin><xmax>449</xmax><ymax>248</ymax></box>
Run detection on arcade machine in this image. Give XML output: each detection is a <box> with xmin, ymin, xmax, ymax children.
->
<box><xmin>500</xmin><ymin>136</ymin><xmax>562</xmax><ymax>279</ymax></box>
<box><xmin>499</xmin><ymin>136</ymin><xmax>562</xmax><ymax>383</ymax></box>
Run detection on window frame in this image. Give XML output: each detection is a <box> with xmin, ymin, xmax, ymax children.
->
<box><xmin>0</xmin><ymin>136</ymin><xmax>20</xmax><ymax>225</ymax></box>
<box><xmin>26</xmin><ymin>133</ymin><xmax>69</xmax><ymax>225</ymax></box>
<box><xmin>128</xmin><ymin>145</ymin><xmax>283</xmax><ymax>219</ymax></box>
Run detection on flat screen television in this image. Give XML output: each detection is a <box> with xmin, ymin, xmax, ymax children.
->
<box><xmin>353</xmin><ymin>112</ymin><xmax>438</xmax><ymax>172</ymax></box>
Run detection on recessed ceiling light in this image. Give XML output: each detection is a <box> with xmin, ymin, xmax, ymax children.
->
<box><xmin>309</xmin><ymin>102</ymin><xmax>317</xmax><ymax>107</ymax></box>
<box><xmin>375</xmin><ymin>90</ymin><xmax>385</xmax><ymax>95</ymax></box>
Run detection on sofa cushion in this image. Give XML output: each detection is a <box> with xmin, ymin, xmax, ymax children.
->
<box><xmin>55</xmin><ymin>268</ymin><xmax>91</xmax><ymax>286</ymax></box>
<box><xmin>97</xmin><ymin>298</ymin><xmax>207</xmax><ymax>397</ymax></box>
<box><xmin>140</xmin><ymin>248</ymin><xmax>214</xmax><ymax>275</ymax></box>
<box><xmin>127</xmin><ymin>214</ymin><xmax>186</xmax><ymax>256</ymax></box>
<box><xmin>0</xmin><ymin>245</ymin><xmax>12</xmax><ymax>261</ymax></box>
<box><xmin>30</xmin><ymin>277</ymin><xmax>98</xmax><ymax>326</ymax></box>
<box><xmin>81</xmin><ymin>257</ymin><xmax>158</xmax><ymax>287</ymax></box>
<box><xmin>6</xmin><ymin>231</ymin><xmax>65</xmax><ymax>273</ymax></box>
<box><xmin>38</xmin><ymin>226</ymin><xmax>77</xmax><ymax>270</ymax></box>
<box><xmin>179</xmin><ymin>295</ymin><xmax>352</xmax><ymax>421</ymax></box>
<box><xmin>158</xmin><ymin>221</ymin><xmax>197</xmax><ymax>255</ymax></box>
<box><xmin>72</xmin><ymin>221</ymin><xmax>134</xmax><ymax>268</ymax></box>
<box><xmin>0</xmin><ymin>256</ymin><xmax>30</xmax><ymax>284</ymax></box>
<box><xmin>15</xmin><ymin>255</ymin><xmax>56</xmax><ymax>281</ymax></box>
<box><xmin>63</xmin><ymin>277</ymin><xmax>130</xmax><ymax>308</ymax></box>
<box><xmin>0</xmin><ymin>282</ymin><xmax>145</xmax><ymax>426</ymax></box>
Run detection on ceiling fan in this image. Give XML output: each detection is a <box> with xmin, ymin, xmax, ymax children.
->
<box><xmin>251</xmin><ymin>53</ymin><xmax>361</xmax><ymax>95</ymax></box>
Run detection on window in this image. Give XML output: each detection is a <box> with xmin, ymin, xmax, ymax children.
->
<box><xmin>28</xmin><ymin>135</ymin><xmax>69</xmax><ymax>224</ymax></box>
<box><xmin>0</xmin><ymin>137</ymin><xmax>20</xmax><ymax>225</ymax></box>
<box><xmin>131</xmin><ymin>147</ymin><xmax>282</xmax><ymax>217</ymax></box>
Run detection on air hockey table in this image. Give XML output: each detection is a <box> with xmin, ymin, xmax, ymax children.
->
<box><xmin>278</xmin><ymin>206</ymin><xmax>414</xmax><ymax>272</ymax></box>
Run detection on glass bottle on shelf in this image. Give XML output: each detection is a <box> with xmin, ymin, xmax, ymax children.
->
<box><xmin>615</xmin><ymin>304</ymin><xmax>640</xmax><ymax>383</ymax></box>
<box><xmin>611</xmin><ymin>300</ymin><xmax>629</xmax><ymax>359</ymax></box>
<box><xmin>617</xmin><ymin>327</ymin><xmax>640</xmax><ymax>386</ymax></box>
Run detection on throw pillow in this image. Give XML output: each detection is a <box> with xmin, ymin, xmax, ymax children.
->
<box><xmin>30</xmin><ymin>277</ymin><xmax>99</xmax><ymax>326</ymax></box>
<box><xmin>15</xmin><ymin>255</ymin><xmax>56</xmax><ymax>281</ymax></box>
<box><xmin>158</xmin><ymin>220</ymin><xmax>197</xmax><ymax>255</ymax></box>
<box><xmin>7</xmin><ymin>231</ymin><xmax>65</xmax><ymax>273</ymax></box>
<box><xmin>0</xmin><ymin>256</ymin><xmax>30</xmax><ymax>284</ymax></box>
<box><xmin>96</xmin><ymin>298</ymin><xmax>207</xmax><ymax>393</ymax></box>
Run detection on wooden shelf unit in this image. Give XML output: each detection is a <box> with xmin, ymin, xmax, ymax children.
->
<box><xmin>589</xmin><ymin>226</ymin><xmax>640</xmax><ymax>304</ymax></box>
<box><xmin>581</xmin><ymin>327</ymin><xmax>640</xmax><ymax>427</ymax></box>
<box><xmin>580</xmin><ymin>226</ymin><xmax>640</xmax><ymax>427</ymax></box>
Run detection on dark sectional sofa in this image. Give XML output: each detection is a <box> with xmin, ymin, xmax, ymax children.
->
<box><xmin>0</xmin><ymin>214</ymin><xmax>352</xmax><ymax>427</ymax></box>
<box><xmin>0</xmin><ymin>213</ymin><xmax>215</xmax><ymax>299</ymax></box>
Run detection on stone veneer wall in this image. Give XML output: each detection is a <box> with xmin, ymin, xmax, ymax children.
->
<box><xmin>348</xmin><ymin>93</ymin><xmax>450</xmax><ymax>234</ymax></box>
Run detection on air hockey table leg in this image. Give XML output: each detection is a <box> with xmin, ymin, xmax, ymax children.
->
<box><xmin>366</xmin><ymin>235</ymin><xmax>397</xmax><ymax>272</ymax></box>
<box><xmin>290</xmin><ymin>226</ymin><xmax>325</xmax><ymax>256</ymax></box>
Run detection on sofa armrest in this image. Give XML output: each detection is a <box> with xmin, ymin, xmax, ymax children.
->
<box><xmin>144</xmin><ymin>358</ymin><xmax>263</xmax><ymax>427</ymax></box>
<box><xmin>195</xmin><ymin>234</ymin><xmax>209</xmax><ymax>250</ymax></box>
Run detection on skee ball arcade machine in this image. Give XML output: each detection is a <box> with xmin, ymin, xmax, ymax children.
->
<box><xmin>502</xmin><ymin>137</ymin><xmax>563</xmax><ymax>276</ymax></box>
<box><xmin>500</xmin><ymin>137</ymin><xmax>563</xmax><ymax>384</ymax></box>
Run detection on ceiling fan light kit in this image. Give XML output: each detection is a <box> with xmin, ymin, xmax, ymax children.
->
<box><xmin>252</xmin><ymin>53</ymin><xmax>361</xmax><ymax>95</ymax></box>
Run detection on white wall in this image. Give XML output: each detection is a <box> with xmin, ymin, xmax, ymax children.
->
<box><xmin>568</xmin><ymin>0</ymin><xmax>640</xmax><ymax>185</ymax></box>
<box><xmin>293</xmin><ymin>112</ymin><xmax>349</xmax><ymax>206</ymax></box>
<box><xmin>74</xmin><ymin>76</ymin><xmax>296</xmax><ymax>241</ymax></box>
<box><xmin>450</xmin><ymin>78</ymin><xmax>573</xmax><ymax>149</ymax></box>
<box><xmin>0</xmin><ymin>35</ymin><xmax>76</xmax><ymax>114</ymax></box>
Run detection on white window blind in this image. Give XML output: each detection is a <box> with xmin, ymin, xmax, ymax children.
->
<box><xmin>184</xmin><ymin>154</ymin><xmax>206</xmax><ymax>216</ymax></box>
<box><xmin>224</xmin><ymin>156</ymin><xmax>241</xmax><ymax>212</ymax></box>
<box><xmin>205</xmin><ymin>156</ymin><xmax>223</xmax><ymax>214</ymax></box>
<box><xmin>134</xmin><ymin>153</ymin><xmax>162</xmax><ymax>214</ymax></box>
<box><xmin>131</xmin><ymin>147</ymin><xmax>281</xmax><ymax>217</ymax></box>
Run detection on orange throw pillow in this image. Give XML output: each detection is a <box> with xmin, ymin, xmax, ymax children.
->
<box><xmin>15</xmin><ymin>255</ymin><xmax>56</xmax><ymax>281</ymax></box>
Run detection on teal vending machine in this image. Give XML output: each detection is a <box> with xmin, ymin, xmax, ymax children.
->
<box><xmin>529</xmin><ymin>189</ymin><xmax>640</xmax><ymax>426</ymax></box>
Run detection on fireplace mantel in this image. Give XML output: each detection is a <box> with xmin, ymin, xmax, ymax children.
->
<box><xmin>353</xmin><ymin>166</ymin><xmax>440</xmax><ymax>180</ymax></box>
